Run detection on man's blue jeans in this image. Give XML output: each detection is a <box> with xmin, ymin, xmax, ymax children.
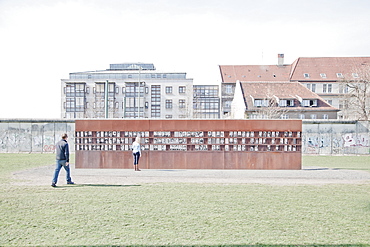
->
<box><xmin>52</xmin><ymin>160</ymin><xmax>72</xmax><ymax>184</ymax></box>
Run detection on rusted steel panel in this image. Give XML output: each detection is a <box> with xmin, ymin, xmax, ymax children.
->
<box><xmin>186</xmin><ymin>152</ymin><xmax>203</xmax><ymax>169</ymax></box>
<box><xmin>75</xmin><ymin>151</ymin><xmax>101</xmax><ymax>169</ymax></box>
<box><xmin>210</xmin><ymin>153</ymin><xmax>225</xmax><ymax>169</ymax></box>
<box><xmin>75</xmin><ymin>119</ymin><xmax>302</xmax><ymax>170</ymax></box>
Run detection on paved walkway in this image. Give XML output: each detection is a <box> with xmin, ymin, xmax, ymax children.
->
<box><xmin>12</xmin><ymin>164</ymin><xmax>370</xmax><ymax>186</ymax></box>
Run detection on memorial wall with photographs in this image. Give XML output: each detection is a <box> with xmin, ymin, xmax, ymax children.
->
<box><xmin>75</xmin><ymin>130</ymin><xmax>301</xmax><ymax>153</ymax></box>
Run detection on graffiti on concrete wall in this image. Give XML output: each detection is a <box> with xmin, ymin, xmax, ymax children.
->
<box><xmin>303</xmin><ymin>132</ymin><xmax>369</xmax><ymax>154</ymax></box>
<box><xmin>0</xmin><ymin>120</ymin><xmax>368</xmax><ymax>154</ymax></box>
<box><xmin>343</xmin><ymin>133</ymin><xmax>370</xmax><ymax>147</ymax></box>
<box><xmin>43</xmin><ymin>145</ymin><xmax>55</xmax><ymax>152</ymax></box>
<box><xmin>0</xmin><ymin>122</ymin><xmax>74</xmax><ymax>153</ymax></box>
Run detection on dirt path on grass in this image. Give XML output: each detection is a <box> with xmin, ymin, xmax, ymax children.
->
<box><xmin>11</xmin><ymin>164</ymin><xmax>370</xmax><ymax>186</ymax></box>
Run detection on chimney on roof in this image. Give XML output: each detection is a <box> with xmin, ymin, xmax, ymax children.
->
<box><xmin>278</xmin><ymin>54</ymin><xmax>284</xmax><ymax>66</ymax></box>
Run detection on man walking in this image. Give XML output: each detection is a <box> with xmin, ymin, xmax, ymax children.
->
<box><xmin>51</xmin><ymin>133</ymin><xmax>74</xmax><ymax>187</ymax></box>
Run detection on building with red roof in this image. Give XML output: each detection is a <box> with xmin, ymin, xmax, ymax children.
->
<box><xmin>220</xmin><ymin>55</ymin><xmax>370</xmax><ymax>120</ymax></box>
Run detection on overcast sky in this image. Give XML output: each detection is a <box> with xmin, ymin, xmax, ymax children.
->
<box><xmin>1</xmin><ymin>0</ymin><xmax>370</xmax><ymax>118</ymax></box>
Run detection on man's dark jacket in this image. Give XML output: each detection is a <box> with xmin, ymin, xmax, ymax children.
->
<box><xmin>56</xmin><ymin>139</ymin><xmax>69</xmax><ymax>162</ymax></box>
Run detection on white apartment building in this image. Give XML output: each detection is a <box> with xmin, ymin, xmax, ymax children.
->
<box><xmin>61</xmin><ymin>63</ymin><xmax>193</xmax><ymax>119</ymax></box>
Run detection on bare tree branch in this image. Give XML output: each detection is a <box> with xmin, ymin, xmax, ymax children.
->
<box><xmin>341</xmin><ymin>64</ymin><xmax>370</xmax><ymax>120</ymax></box>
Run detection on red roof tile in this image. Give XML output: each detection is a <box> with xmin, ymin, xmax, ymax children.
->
<box><xmin>290</xmin><ymin>57</ymin><xmax>370</xmax><ymax>81</ymax></box>
<box><xmin>219</xmin><ymin>65</ymin><xmax>291</xmax><ymax>83</ymax></box>
<box><xmin>239</xmin><ymin>82</ymin><xmax>338</xmax><ymax>111</ymax></box>
<box><xmin>220</xmin><ymin>57</ymin><xmax>370</xmax><ymax>83</ymax></box>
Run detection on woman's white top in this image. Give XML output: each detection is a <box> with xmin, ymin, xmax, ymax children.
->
<box><xmin>132</xmin><ymin>141</ymin><xmax>141</xmax><ymax>154</ymax></box>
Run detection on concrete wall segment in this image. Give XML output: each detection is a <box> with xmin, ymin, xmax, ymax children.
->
<box><xmin>0</xmin><ymin>119</ymin><xmax>368</xmax><ymax>155</ymax></box>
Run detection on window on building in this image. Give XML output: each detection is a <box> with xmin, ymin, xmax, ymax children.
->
<box><xmin>310</xmin><ymin>114</ymin><xmax>317</xmax><ymax>119</ymax></box>
<box><xmin>311</xmin><ymin>84</ymin><xmax>316</xmax><ymax>92</ymax></box>
<box><xmin>352</xmin><ymin>73</ymin><xmax>359</xmax><ymax>78</ymax></box>
<box><xmin>125</xmin><ymin>83</ymin><xmax>139</xmax><ymax>97</ymax></box>
<box><xmin>125</xmin><ymin>97</ymin><xmax>135</xmax><ymax>111</ymax></box>
<box><xmin>339</xmin><ymin>84</ymin><xmax>344</xmax><ymax>93</ymax></box>
<box><xmin>339</xmin><ymin>100</ymin><xmax>348</xmax><ymax>109</ymax></box>
<box><xmin>306</xmin><ymin>84</ymin><xmax>311</xmax><ymax>90</ymax></box>
<box><xmin>323</xmin><ymin>114</ymin><xmax>329</xmax><ymax>119</ymax></box>
<box><xmin>225</xmin><ymin>85</ymin><xmax>233</xmax><ymax>94</ymax></box>
<box><xmin>336</xmin><ymin>73</ymin><xmax>344</xmax><ymax>78</ymax></box>
<box><xmin>66</xmin><ymin>98</ymin><xmax>75</xmax><ymax>109</ymax></box>
<box><xmin>94</xmin><ymin>83</ymin><xmax>116</xmax><ymax>97</ymax></box>
<box><xmin>108</xmin><ymin>83</ymin><xmax>115</xmax><ymax>94</ymax></box>
<box><xmin>65</xmin><ymin>83</ymin><xmax>85</xmax><ymax>97</ymax></box>
<box><xmin>304</xmin><ymin>73</ymin><xmax>310</xmax><ymax>78</ymax></box>
<box><xmin>151</xmin><ymin>105</ymin><xmax>160</xmax><ymax>118</ymax></box>
<box><xmin>320</xmin><ymin>73</ymin><xmax>327</xmax><ymax>78</ymax></box>
<box><xmin>322</xmin><ymin>84</ymin><xmax>333</xmax><ymax>93</ymax></box>
<box><xmin>194</xmin><ymin>86</ymin><xmax>219</xmax><ymax>98</ymax></box>
<box><xmin>328</xmin><ymin>100</ymin><xmax>333</xmax><ymax>105</ymax></box>
<box><xmin>279</xmin><ymin>99</ymin><xmax>287</xmax><ymax>107</ymax></box>
<box><xmin>280</xmin><ymin>114</ymin><xmax>289</xmax><ymax>119</ymax></box>
<box><xmin>328</xmin><ymin>84</ymin><xmax>332</xmax><ymax>93</ymax></box>
<box><xmin>224</xmin><ymin>101</ymin><xmax>231</xmax><ymax>109</ymax></box>
<box><xmin>279</xmin><ymin>99</ymin><xmax>294</xmax><ymax>107</ymax></box>
<box><xmin>254</xmin><ymin>99</ymin><xmax>262</xmax><ymax>107</ymax></box>
<box><xmin>299</xmin><ymin>114</ymin><xmax>305</xmax><ymax>119</ymax></box>
<box><xmin>166</xmin><ymin>86</ymin><xmax>172</xmax><ymax>94</ymax></box>
<box><xmin>95</xmin><ymin>83</ymin><xmax>105</xmax><ymax>94</ymax></box>
<box><xmin>151</xmin><ymin>74</ymin><xmax>155</xmax><ymax>78</ymax></box>
<box><xmin>165</xmin><ymin>115</ymin><xmax>172</xmax><ymax>119</ymax></box>
<box><xmin>339</xmin><ymin>84</ymin><xmax>349</xmax><ymax>93</ymax></box>
<box><xmin>76</xmin><ymin>84</ymin><xmax>85</xmax><ymax>94</ymax></box>
<box><xmin>76</xmin><ymin>97</ymin><xmax>84</xmax><ymax>109</ymax></box>
<box><xmin>254</xmin><ymin>99</ymin><xmax>269</xmax><ymax>107</ymax></box>
<box><xmin>179</xmin><ymin>86</ymin><xmax>186</xmax><ymax>94</ymax></box>
<box><xmin>179</xmin><ymin>99</ymin><xmax>186</xmax><ymax>108</ymax></box>
<box><xmin>165</xmin><ymin>99</ymin><xmax>172</xmax><ymax>109</ymax></box>
<box><xmin>108</xmin><ymin>100</ymin><xmax>114</xmax><ymax>109</ymax></box>
<box><xmin>94</xmin><ymin>100</ymin><xmax>104</xmax><ymax>109</ymax></box>
<box><xmin>151</xmin><ymin>86</ymin><xmax>161</xmax><ymax>102</ymax></box>
<box><xmin>302</xmin><ymin>99</ymin><xmax>317</xmax><ymax>107</ymax></box>
<box><xmin>151</xmin><ymin>85</ymin><xmax>161</xmax><ymax>118</ymax></box>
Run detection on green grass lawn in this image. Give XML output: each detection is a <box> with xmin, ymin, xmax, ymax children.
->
<box><xmin>0</xmin><ymin>154</ymin><xmax>370</xmax><ymax>247</ymax></box>
<box><xmin>303</xmin><ymin>155</ymin><xmax>370</xmax><ymax>172</ymax></box>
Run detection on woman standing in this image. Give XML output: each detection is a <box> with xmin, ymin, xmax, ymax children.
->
<box><xmin>132</xmin><ymin>136</ymin><xmax>141</xmax><ymax>171</ymax></box>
